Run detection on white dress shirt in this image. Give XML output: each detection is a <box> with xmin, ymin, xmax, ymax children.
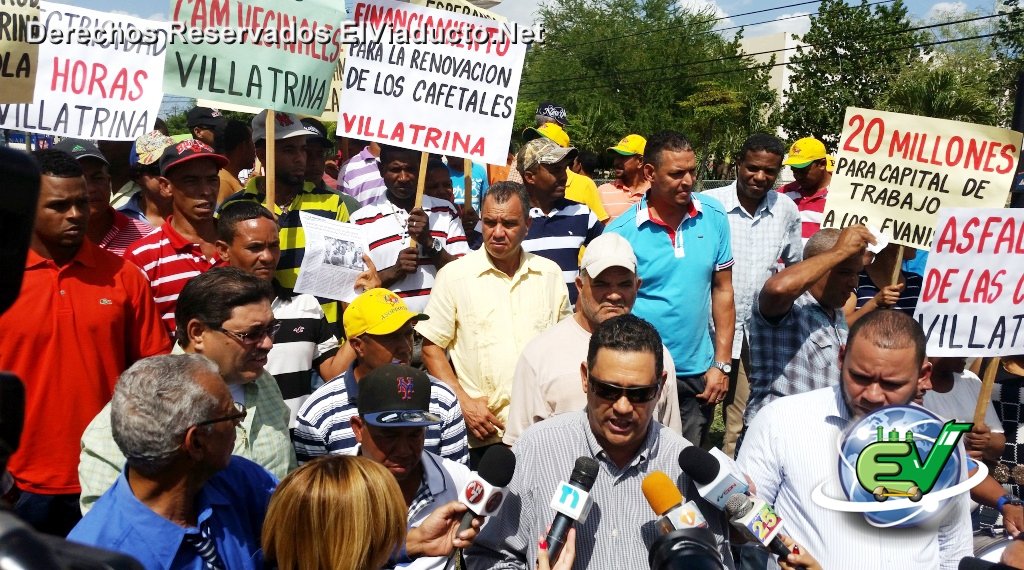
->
<box><xmin>738</xmin><ymin>385</ymin><xmax>973</xmax><ymax>570</ymax></box>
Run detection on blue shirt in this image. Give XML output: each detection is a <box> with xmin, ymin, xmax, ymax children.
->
<box><xmin>522</xmin><ymin>198</ymin><xmax>604</xmax><ymax>305</ymax></box>
<box><xmin>68</xmin><ymin>457</ymin><xmax>278</xmax><ymax>570</ymax></box>
<box><xmin>607</xmin><ymin>195</ymin><xmax>733</xmax><ymax>376</ymax></box>
<box><xmin>448</xmin><ymin>162</ymin><xmax>489</xmax><ymax>211</ymax></box>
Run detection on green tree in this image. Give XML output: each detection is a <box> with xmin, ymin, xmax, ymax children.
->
<box><xmin>781</xmin><ymin>0</ymin><xmax>927</xmax><ymax>150</ymax></box>
<box><xmin>993</xmin><ymin>0</ymin><xmax>1024</xmax><ymax>127</ymax></box>
<box><xmin>515</xmin><ymin>0</ymin><xmax>777</xmax><ymax>166</ymax></box>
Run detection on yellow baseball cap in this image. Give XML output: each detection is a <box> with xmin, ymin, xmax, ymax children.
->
<box><xmin>608</xmin><ymin>134</ymin><xmax>646</xmax><ymax>156</ymax></box>
<box><xmin>343</xmin><ymin>288</ymin><xmax>428</xmax><ymax>339</ymax></box>
<box><xmin>782</xmin><ymin>137</ymin><xmax>830</xmax><ymax>168</ymax></box>
<box><xmin>523</xmin><ymin>122</ymin><xmax>570</xmax><ymax>148</ymax></box>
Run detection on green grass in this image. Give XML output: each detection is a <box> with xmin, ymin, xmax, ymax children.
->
<box><xmin>707</xmin><ymin>403</ymin><xmax>725</xmax><ymax>450</ymax></box>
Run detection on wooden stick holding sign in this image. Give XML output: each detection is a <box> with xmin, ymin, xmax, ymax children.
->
<box><xmin>264</xmin><ymin>111</ymin><xmax>276</xmax><ymax>212</ymax></box>
<box><xmin>408</xmin><ymin>151</ymin><xmax>429</xmax><ymax>248</ymax></box>
<box><xmin>890</xmin><ymin>245</ymin><xmax>904</xmax><ymax>286</ymax></box>
<box><xmin>974</xmin><ymin>357</ymin><xmax>1002</xmax><ymax>426</ymax></box>
<box><xmin>464</xmin><ymin>159</ymin><xmax>473</xmax><ymax>210</ymax></box>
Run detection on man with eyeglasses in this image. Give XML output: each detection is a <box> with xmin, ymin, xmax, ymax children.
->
<box><xmin>69</xmin><ymin>354</ymin><xmax>278</xmax><ymax>568</ymax></box>
<box><xmin>124</xmin><ymin>139</ymin><xmax>230</xmax><ymax>335</ymax></box>
<box><xmin>79</xmin><ymin>267</ymin><xmax>296</xmax><ymax>513</ymax></box>
<box><xmin>466</xmin><ymin>315</ymin><xmax>734</xmax><ymax>570</ymax></box>
<box><xmin>777</xmin><ymin>137</ymin><xmax>834</xmax><ymax>244</ymax></box>
<box><xmin>293</xmin><ymin>288</ymin><xmax>468</xmax><ymax>465</ymax></box>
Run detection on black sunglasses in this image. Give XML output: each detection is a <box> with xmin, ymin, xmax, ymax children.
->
<box><xmin>588</xmin><ymin>375</ymin><xmax>660</xmax><ymax>403</ymax></box>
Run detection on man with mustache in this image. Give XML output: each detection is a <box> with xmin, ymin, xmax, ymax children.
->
<box><xmin>78</xmin><ymin>267</ymin><xmax>297</xmax><ymax>513</ymax></box>
<box><xmin>503</xmin><ymin>233</ymin><xmax>681</xmax><ymax>445</ymax></box>
<box><xmin>702</xmin><ymin>133</ymin><xmax>802</xmax><ymax>456</ymax></box>
<box><xmin>124</xmin><ymin>139</ymin><xmax>229</xmax><ymax>335</ymax></box>
<box><xmin>0</xmin><ymin>149</ymin><xmax>170</xmax><ymax>535</ymax></box>
<box><xmin>349</xmin><ymin>145</ymin><xmax>469</xmax><ymax>313</ymax></box>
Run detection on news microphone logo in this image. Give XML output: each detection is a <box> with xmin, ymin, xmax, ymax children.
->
<box><xmin>465</xmin><ymin>481</ymin><xmax>484</xmax><ymax>504</ymax></box>
<box><xmin>812</xmin><ymin>405</ymin><xmax>986</xmax><ymax>527</ymax></box>
<box><xmin>549</xmin><ymin>481</ymin><xmax>593</xmax><ymax>522</ymax></box>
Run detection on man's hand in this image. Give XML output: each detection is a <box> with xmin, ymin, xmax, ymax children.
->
<box><xmin>872</xmin><ymin>283</ymin><xmax>905</xmax><ymax>309</ymax></box>
<box><xmin>777</xmin><ymin>535</ymin><xmax>823</xmax><ymax>570</ymax></box>
<box><xmin>1004</xmin><ymin>503</ymin><xmax>1023</xmax><ymax>538</ymax></box>
<box><xmin>406</xmin><ymin>501</ymin><xmax>481</xmax><ymax>558</ymax></box>
<box><xmin>461</xmin><ymin>205</ymin><xmax>479</xmax><ymax>234</ymax></box>
<box><xmin>354</xmin><ymin>255</ymin><xmax>381</xmax><ymax>293</ymax></box>
<box><xmin>696</xmin><ymin>368</ymin><xmax>728</xmax><ymax>404</ymax></box>
<box><xmin>965</xmin><ymin>422</ymin><xmax>993</xmax><ymax>460</ymax></box>
<box><xmin>833</xmin><ymin>224</ymin><xmax>876</xmax><ymax>258</ymax></box>
<box><xmin>380</xmin><ymin>248</ymin><xmax>420</xmax><ymax>286</ymax></box>
<box><xmin>459</xmin><ymin>391</ymin><xmax>504</xmax><ymax>440</ymax></box>
<box><xmin>408</xmin><ymin>208</ymin><xmax>433</xmax><ymax>246</ymax></box>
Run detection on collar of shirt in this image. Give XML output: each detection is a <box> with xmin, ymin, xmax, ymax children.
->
<box><xmin>160</xmin><ymin>215</ymin><xmax>212</xmax><ymax>254</ymax></box>
<box><xmin>610</xmin><ymin>179</ymin><xmax>649</xmax><ymax>196</ymax></box>
<box><xmin>580</xmin><ymin>410</ymin><xmax>658</xmax><ymax>476</ymax></box>
<box><xmin>111</xmin><ymin>469</ymin><xmax>226</xmax><ymax>567</ymax></box>
<box><xmin>24</xmin><ymin>239</ymin><xmax>100</xmax><ymax>270</ymax></box>
<box><xmin>343</xmin><ymin>363</ymin><xmax>360</xmax><ymax>402</ymax></box>
<box><xmin>409</xmin><ymin>452</ymin><xmax>454</xmax><ymax>523</ymax></box>
<box><xmin>823</xmin><ymin>383</ymin><xmax>854</xmax><ymax>430</ymax></box>
<box><xmin>715</xmin><ymin>181</ymin><xmax>777</xmax><ymax>221</ymax></box>
<box><xmin>635</xmin><ymin>195</ymin><xmax>701</xmax><ymax>229</ymax></box>
<box><xmin>242</xmin><ymin>177</ymin><xmax>318</xmax><ymax>215</ymax></box>
<box><xmin>528</xmin><ymin>197</ymin><xmax>574</xmax><ymax>219</ymax></box>
<box><xmin>470</xmin><ymin>248</ymin><xmax>538</xmax><ymax>284</ymax></box>
<box><xmin>357</xmin><ymin>147</ymin><xmax>378</xmax><ymax>164</ymax></box>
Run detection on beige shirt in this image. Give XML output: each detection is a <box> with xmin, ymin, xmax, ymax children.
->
<box><xmin>503</xmin><ymin>316</ymin><xmax>682</xmax><ymax>446</ymax></box>
<box><xmin>417</xmin><ymin>249</ymin><xmax>571</xmax><ymax>447</ymax></box>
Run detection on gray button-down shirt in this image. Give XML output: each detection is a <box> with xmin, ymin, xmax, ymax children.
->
<box><xmin>702</xmin><ymin>184</ymin><xmax>802</xmax><ymax>359</ymax></box>
<box><xmin>466</xmin><ymin>411</ymin><xmax>735</xmax><ymax>570</ymax></box>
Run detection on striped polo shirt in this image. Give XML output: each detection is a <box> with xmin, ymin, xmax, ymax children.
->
<box><xmin>779</xmin><ymin>181</ymin><xmax>828</xmax><ymax>242</ymax></box>
<box><xmin>124</xmin><ymin>218</ymin><xmax>226</xmax><ymax>334</ymax></box>
<box><xmin>223</xmin><ymin>178</ymin><xmax>350</xmax><ymax>325</ymax></box>
<box><xmin>96</xmin><ymin>209</ymin><xmax>151</xmax><ymax>257</ymax></box>
<box><xmin>339</xmin><ymin>147</ymin><xmax>387</xmax><ymax>206</ymax></box>
<box><xmin>349</xmin><ymin>195</ymin><xmax>470</xmax><ymax>313</ymax></box>
<box><xmin>854</xmin><ymin>271</ymin><xmax>923</xmax><ymax>316</ymax></box>
<box><xmin>269</xmin><ymin>291</ymin><xmax>340</xmax><ymax>426</ymax></box>
<box><xmin>292</xmin><ymin>365</ymin><xmax>469</xmax><ymax>465</ymax></box>
<box><xmin>522</xmin><ymin>197</ymin><xmax>604</xmax><ymax>305</ymax></box>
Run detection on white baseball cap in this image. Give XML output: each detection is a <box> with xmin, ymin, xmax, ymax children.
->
<box><xmin>580</xmin><ymin>233</ymin><xmax>637</xmax><ymax>277</ymax></box>
<box><xmin>251</xmin><ymin>110</ymin><xmax>309</xmax><ymax>143</ymax></box>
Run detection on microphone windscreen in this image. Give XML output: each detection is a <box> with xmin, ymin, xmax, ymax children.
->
<box><xmin>642</xmin><ymin>471</ymin><xmax>683</xmax><ymax>516</ymax></box>
<box><xmin>724</xmin><ymin>493</ymin><xmax>751</xmax><ymax>519</ymax></box>
<box><xmin>569</xmin><ymin>456</ymin><xmax>599</xmax><ymax>490</ymax></box>
<box><xmin>477</xmin><ymin>445</ymin><xmax>516</xmax><ymax>487</ymax></box>
<box><xmin>678</xmin><ymin>446</ymin><xmax>721</xmax><ymax>485</ymax></box>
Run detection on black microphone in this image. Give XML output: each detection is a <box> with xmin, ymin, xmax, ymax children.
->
<box><xmin>958</xmin><ymin>557</ymin><xmax>1017</xmax><ymax>570</ymax></box>
<box><xmin>678</xmin><ymin>446</ymin><xmax>749</xmax><ymax>510</ymax></box>
<box><xmin>545</xmin><ymin>456</ymin><xmax>599</xmax><ymax>562</ymax></box>
<box><xmin>457</xmin><ymin>445</ymin><xmax>516</xmax><ymax>532</ymax></box>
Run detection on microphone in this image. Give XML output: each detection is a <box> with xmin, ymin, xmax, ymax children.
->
<box><xmin>678</xmin><ymin>446</ymin><xmax>749</xmax><ymax>510</ymax></box>
<box><xmin>641</xmin><ymin>471</ymin><xmax>708</xmax><ymax>533</ymax></box>
<box><xmin>724</xmin><ymin>493</ymin><xmax>791</xmax><ymax>559</ymax></box>
<box><xmin>545</xmin><ymin>456</ymin><xmax>599</xmax><ymax>563</ymax></box>
<box><xmin>958</xmin><ymin>558</ymin><xmax>1016</xmax><ymax>570</ymax></box>
<box><xmin>457</xmin><ymin>445</ymin><xmax>516</xmax><ymax>532</ymax></box>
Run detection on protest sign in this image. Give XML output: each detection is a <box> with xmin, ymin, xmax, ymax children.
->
<box><xmin>338</xmin><ymin>0</ymin><xmax>527</xmax><ymax>164</ymax></box>
<box><xmin>0</xmin><ymin>2</ymin><xmax>167</xmax><ymax>140</ymax></box>
<box><xmin>166</xmin><ymin>0</ymin><xmax>344</xmax><ymax>116</ymax></box>
<box><xmin>410</xmin><ymin>0</ymin><xmax>507</xmax><ymax>22</ymax></box>
<box><xmin>294</xmin><ymin>212</ymin><xmax>370</xmax><ymax>304</ymax></box>
<box><xmin>0</xmin><ymin>0</ymin><xmax>39</xmax><ymax>103</ymax></box>
<box><xmin>821</xmin><ymin>107</ymin><xmax>1022</xmax><ymax>249</ymax></box>
<box><xmin>914</xmin><ymin>207</ymin><xmax>1024</xmax><ymax>357</ymax></box>
<box><xmin>197</xmin><ymin>57</ymin><xmax>343</xmax><ymax>122</ymax></box>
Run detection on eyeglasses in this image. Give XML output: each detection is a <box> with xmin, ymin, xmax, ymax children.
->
<box><xmin>216</xmin><ymin>321</ymin><xmax>281</xmax><ymax>346</ymax></box>
<box><xmin>195</xmin><ymin>401</ymin><xmax>247</xmax><ymax>427</ymax></box>
<box><xmin>588</xmin><ymin>375</ymin><xmax>660</xmax><ymax>404</ymax></box>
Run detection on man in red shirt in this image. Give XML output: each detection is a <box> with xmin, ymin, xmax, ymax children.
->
<box><xmin>777</xmin><ymin>137</ymin><xmax>833</xmax><ymax>242</ymax></box>
<box><xmin>125</xmin><ymin>140</ymin><xmax>229</xmax><ymax>334</ymax></box>
<box><xmin>0</xmin><ymin>149</ymin><xmax>170</xmax><ymax>536</ymax></box>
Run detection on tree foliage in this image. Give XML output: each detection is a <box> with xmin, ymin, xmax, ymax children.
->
<box><xmin>516</xmin><ymin>0</ymin><xmax>777</xmax><ymax>169</ymax></box>
<box><xmin>993</xmin><ymin>0</ymin><xmax>1024</xmax><ymax>127</ymax></box>
<box><xmin>781</xmin><ymin>0</ymin><xmax>927</xmax><ymax>150</ymax></box>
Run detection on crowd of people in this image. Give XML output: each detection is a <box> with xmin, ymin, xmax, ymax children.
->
<box><xmin>0</xmin><ymin>98</ymin><xmax>1021</xmax><ymax>570</ymax></box>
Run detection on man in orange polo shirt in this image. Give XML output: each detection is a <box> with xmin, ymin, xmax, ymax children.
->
<box><xmin>597</xmin><ymin>134</ymin><xmax>650</xmax><ymax>220</ymax></box>
<box><xmin>0</xmin><ymin>149</ymin><xmax>170</xmax><ymax>536</ymax></box>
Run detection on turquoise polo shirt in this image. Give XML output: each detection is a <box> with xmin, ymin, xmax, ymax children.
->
<box><xmin>607</xmin><ymin>195</ymin><xmax>733</xmax><ymax>377</ymax></box>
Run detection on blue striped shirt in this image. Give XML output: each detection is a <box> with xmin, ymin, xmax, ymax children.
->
<box><xmin>854</xmin><ymin>271</ymin><xmax>923</xmax><ymax>316</ymax></box>
<box><xmin>292</xmin><ymin>365</ymin><xmax>469</xmax><ymax>465</ymax></box>
<box><xmin>522</xmin><ymin>198</ymin><xmax>603</xmax><ymax>305</ymax></box>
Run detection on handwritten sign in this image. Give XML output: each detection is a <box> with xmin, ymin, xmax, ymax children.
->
<box><xmin>0</xmin><ymin>2</ymin><xmax>168</xmax><ymax>140</ymax></box>
<box><xmin>0</xmin><ymin>0</ymin><xmax>39</xmax><ymax>103</ymax></box>
<box><xmin>338</xmin><ymin>0</ymin><xmax>526</xmax><ymax>164</ymax></box>
<box><xmin>166</xmin><ymin>0</ymin><xmax>344</xmax><ymax>116</ymax></box>
<box><xmin>822</xmin><ymin>107</ymin><xmax>1022</xmax><ymax>249</ymax></box>
<box><xmin>914</xmin><ymin>208</ymin><xmax>1024</xmax><ymax>356</ymax></box>
<box><xmin>410</xmin><ymin>0</ymin><xmax>507</xmax><ymax>22</ymax></box>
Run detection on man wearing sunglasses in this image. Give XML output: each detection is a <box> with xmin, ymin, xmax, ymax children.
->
<box><xmin>78</xmin><ymin>267</ymin><xmax>296</xmax><ymax>513</ymax></box>
<box><xmin>468</xmin><ymin>315</ymin><xmax>734</xmax><ymax>569</ymax></box>
<box><xmin>69</xmin><ymin>354</ymin><xmax>278</xmax><ymax>569</ymax></box>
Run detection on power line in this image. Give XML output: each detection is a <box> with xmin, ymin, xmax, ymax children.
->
<box><xmin>520</xmin><ymin>27</ymin><xmax>1020</xmax><ymax>97</ymax></box>
<box><xmin>521</xmin><ymin>11</ymin><xmax>1004</xmax><ymax>90</ymax></box>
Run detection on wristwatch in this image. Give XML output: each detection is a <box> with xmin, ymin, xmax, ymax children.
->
<box><xmin>997</xmin><ymin>494</ymin><xmax>1023</xmax><ymax>513</ymax></box>
<box><xmin>713</xmin><ymin>361</ymin><xmax>732</xmax><ymax>375</ymax></box>
<box><xmin>424</xmin><ymin>238</ymin><xmax>443</xmax><ymax>256</ymax></box>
